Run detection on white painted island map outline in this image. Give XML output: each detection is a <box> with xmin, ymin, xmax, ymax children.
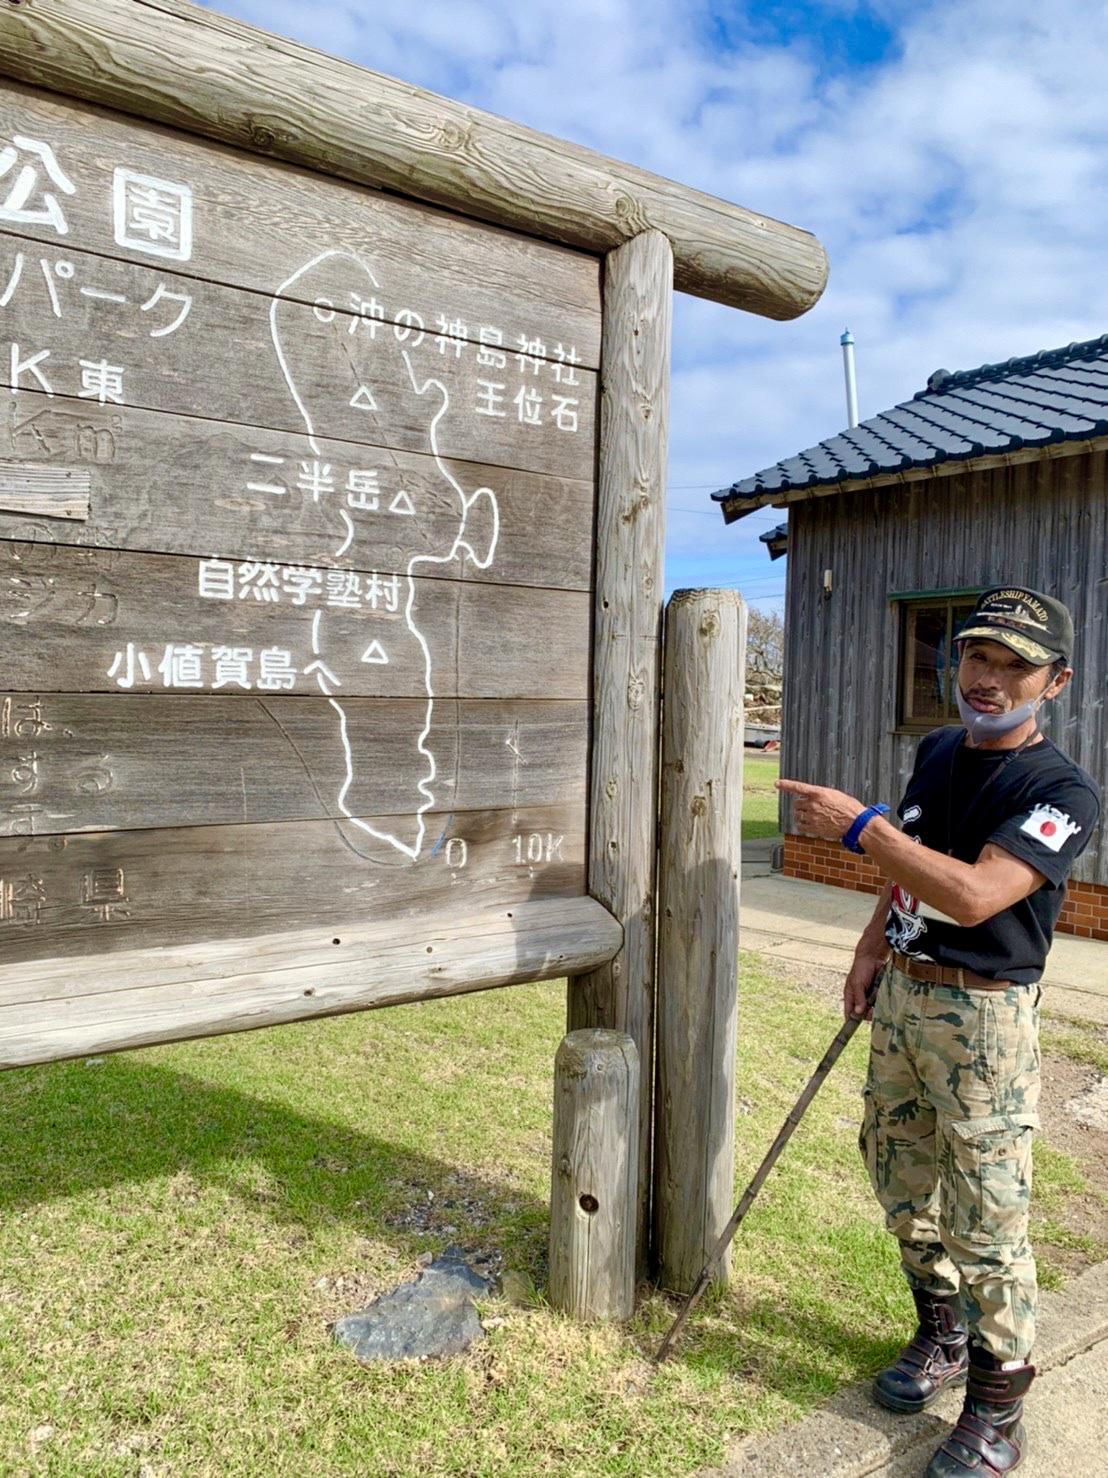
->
<box><xmin>270</xmin><ymin>250</ymin><xmax>500</xmax><ymax>861</ymax></box>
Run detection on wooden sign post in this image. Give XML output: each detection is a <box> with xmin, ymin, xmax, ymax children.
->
<box><xmin>0</xmin><ymin>0</ymin><xmax>826</xmax><ymax>1280</ymax></box>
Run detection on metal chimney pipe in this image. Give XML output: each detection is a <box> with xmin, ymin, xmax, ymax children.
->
<box><xmin>841</xmin><ymin>328</ymin><xmax>859</xmax><ymax>428</ymax></box>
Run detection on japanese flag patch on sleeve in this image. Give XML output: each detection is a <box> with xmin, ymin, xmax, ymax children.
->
<box><xmin>1019</xmin><ymin>803</ymin><xmax>1083</xmax><ymax>854</ymax></box>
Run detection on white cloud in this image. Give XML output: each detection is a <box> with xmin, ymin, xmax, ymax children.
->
<box><xmin>205</xmin><ymin>0</ymin><xmax>1108</xmax><ymax>606</ymax></box>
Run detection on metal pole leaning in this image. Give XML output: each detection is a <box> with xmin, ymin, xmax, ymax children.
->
<box><xmin>653</xmin><ymin>978</ymin><xmax>879</xmax><ymax>1364</ymax></box>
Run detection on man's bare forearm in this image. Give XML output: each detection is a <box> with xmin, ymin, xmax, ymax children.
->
<box><xmin>860</xmin><ymin>818</ymin><xmax>987</xmax><ymax>925</ymax></box>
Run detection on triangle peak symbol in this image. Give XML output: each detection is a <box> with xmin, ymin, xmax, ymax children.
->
<box><xmin>360</xmin><ymin>640</ymin><xmax>389</xmax><ymax>665</ymax></box>
<box><xmin>349</xmin><ymin>385</ymin><xmax>378</xmax><ymax>411</ymax></box>
<box><xmin>389</xmin><ymin>489</ymin><xmax>415</xmax><ymax>515</ymax></box>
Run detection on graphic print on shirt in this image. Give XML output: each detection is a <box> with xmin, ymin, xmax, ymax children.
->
<box><xmin>1018</xmin><ymin>803</ymin><xmax>1083</xmax><ymax>855</ymax></box>
<box><xmin>886</xmin><ymin>834</ymin><xmax>934</xmax><ymax>958</ymax></box>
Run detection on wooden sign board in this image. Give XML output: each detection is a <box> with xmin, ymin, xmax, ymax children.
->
<box><xmin>0</xmin><ymin>79</ymin><xmax>614</xmax><ymax>1066</ymax></box>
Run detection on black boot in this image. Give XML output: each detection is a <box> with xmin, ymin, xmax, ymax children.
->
<box><xmin>926</xmin><ymin>1345</ymin><xmax>1035</xmax><ymax>1476</ymax></box>
<box><xmin>873</xmin><ymin>1289</ymin><xmax>969</xmax><ymax>1413</ymax></box>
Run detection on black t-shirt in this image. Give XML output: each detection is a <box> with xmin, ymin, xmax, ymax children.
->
<box><xmin>884</xmin><ymin>725</ymin><xmax>1100</xmax><ymax>983</ymax></box>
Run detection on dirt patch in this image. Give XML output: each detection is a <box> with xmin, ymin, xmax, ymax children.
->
<box><xmin>753</xmin><ymin>955</ymin><xmax>848</xmax><ymax>1013</ymax></box>
<box><xmin>1037</xmin><ymin>1049</ymin><xmax>1108</xmax><ymax>1275</ymax></box>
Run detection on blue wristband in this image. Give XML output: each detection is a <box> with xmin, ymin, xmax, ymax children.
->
<box><xmin>841</xmin><ymin>803</ymin><xmax>889</xmax><ymax>854</ymax></box>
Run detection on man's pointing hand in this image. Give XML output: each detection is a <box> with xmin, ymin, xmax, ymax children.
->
<box><xmin>776</xmin><ymin>778</ymin><xmax>869</xmax><ymax>843</ymax></box>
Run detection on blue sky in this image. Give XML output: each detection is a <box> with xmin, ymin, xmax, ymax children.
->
<box><xmin>207</xmin><ymin>0</ymin><xmax>1108</xmax><ymax>612</ymax></box>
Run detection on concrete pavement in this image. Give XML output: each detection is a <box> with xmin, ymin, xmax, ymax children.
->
<box><xmin>704</xmin><ymin>1261</ymin><xmax>1108</xmax><ymax>1477</ymax></box>
<box><xmin>740</xmin><ymin>840</ymin><xmax>1108</xmax><ymax>1025</ymax></box>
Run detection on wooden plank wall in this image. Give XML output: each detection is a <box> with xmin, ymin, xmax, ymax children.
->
<box><xmin>781</xmin><ymin>453</ymin><xmax>1107</xmax><ymax>885</ymax></box>
<box><xmin>0</xmin><ymin>82</ymin><xmax>602</xmax><ymax>1005</ymax></box>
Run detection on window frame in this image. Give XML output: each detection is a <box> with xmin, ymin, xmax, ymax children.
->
<box><xmin>891</xmin><ymin>588</ymin><xmax>983</xmax><ymax>734</ymax></box>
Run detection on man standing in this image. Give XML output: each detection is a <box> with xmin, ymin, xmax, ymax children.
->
<box><xmin>778</xmin><ymin>587</ymin><xmax>1099</xmax><ymax>1478</ymax></box>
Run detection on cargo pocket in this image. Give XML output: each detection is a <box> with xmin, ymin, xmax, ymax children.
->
<box><xmin>942</xmin><ymin>1113</ymin><xmax>1037</xmax><ymax>1247</ymax></box>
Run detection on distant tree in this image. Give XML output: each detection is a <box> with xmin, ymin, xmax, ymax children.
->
<box><xmin>746</xmin><ymin>609</ymin><xmax>784</xmax><ymax>687</ymax></box>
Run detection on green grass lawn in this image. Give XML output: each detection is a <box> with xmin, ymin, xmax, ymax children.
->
<box><xmin>0</xmin><ymin>958</ymin><xmax>1093</xmax><ymax>1476</ymax></box>
<box><xmin>743</xmin><ymin>751</ymin><xmax>781</xmax><ymax>841</ymax></box>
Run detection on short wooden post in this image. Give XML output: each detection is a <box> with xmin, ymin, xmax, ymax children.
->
<box><xmin>653</xmin><ymin>588</ymin><xmax>746</xmax><ymax>1292</ymax></box>
<box><xmin>568</xmin><ymin>229</ymin><xmax>672</xmax><ymax>1277</ymax></box>
<box><xmin>549</xmin><ymin>1029</ymin><xmax>640</xmax><ymax>1320</ymax></box>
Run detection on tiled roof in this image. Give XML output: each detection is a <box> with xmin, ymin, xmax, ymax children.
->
<box><xmin>759</xmin><ymin>523</ymin><xmax>788</xmax><ymax>559</ymax></box>
<box><xmin>714</xmin><ymin>332</ymin><xmax>1108</xmax><ymax>522</ymax></box>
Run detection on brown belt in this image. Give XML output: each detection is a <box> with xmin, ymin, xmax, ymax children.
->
<box><xmin>889</xmin><ymin>951</ymin><xmax>1015</xmax><ymax>992</ymax></box>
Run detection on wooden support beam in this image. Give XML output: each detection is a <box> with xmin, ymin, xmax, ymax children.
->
<box><xmin>0</xmin><ymin>895</ymin><xmax>622</xmax><ymax>1070</ymax></box>
<box><xmin>653</xmin><ymin>588</ymin><xmax>745</xmax><ymax>1292</ymax></box>
<box><xmin>548</xmin><ymin>1028</ymin><xmax>639</xmax><ymax>1320</ymax></box>
<box><xmin>568</xmin><ymin>230</ymin><xmax>671</xmax><ymax>1274</ymax></box>
<box><xmin>0</xmin><ymin>0</ymin><xmax>827</xmax><ymax>321</ymax></box>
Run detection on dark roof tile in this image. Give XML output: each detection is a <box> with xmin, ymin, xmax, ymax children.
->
<box><xmin>714</xmin><ymin>331</ymin><xmax>1108</xmax><ymax>514</ymax></box>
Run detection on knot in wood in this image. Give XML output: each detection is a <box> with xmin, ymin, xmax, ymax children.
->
<box><xmin>626</xmin><ymin>674</ymin><xmax>645</xmax><ymax>710</ymax></box>
<box><xmin>248</xmin><ymin>118</ymin><xmax>281</xmax><ymax>151</ymax></box>
<box><xmin>613</xmin><ymin>194</ymin><xmax>649</xmax><ymax>235</ymax></box>
<box><xmin>699</xmin><ymin>610</ymin><xmax>721</xmax><ymax>638</ymax></box>
<box><xmin>440</xmin><ymin>120</ymin><xmax>470</xmax><ymax>150</ymax></box>
<box><xmin>691</xmin><ymin>795</ymin><xmax>708</xmax><ymax>817</ymax></box>
<box><xmin>558</xmin><ymin>1154</ymin><xmax>573</xmax><ymax>1177</ymax></box>
<box><xmin>605</xmin><ymin>778</ymin><xmax>619</xmax><ymax>799</ymax></box>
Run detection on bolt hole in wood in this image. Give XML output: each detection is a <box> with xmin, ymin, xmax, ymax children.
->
<box><xmin>578</xmin><ymin>1193</ymin><xmax>599</xmax><ymax>1215</ymax></box>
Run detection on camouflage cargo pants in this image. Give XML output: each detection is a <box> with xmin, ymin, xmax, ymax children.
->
<box><xmin>859</xmin><ymin>963</ymin><xmax>1041</xmax><ymax>1360</ymax></box>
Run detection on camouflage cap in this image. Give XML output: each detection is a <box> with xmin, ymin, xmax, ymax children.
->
<box><xmin>956</xmin><ymin>586</ymin><xmax>1073</xmax><ymax>666</ymax></box>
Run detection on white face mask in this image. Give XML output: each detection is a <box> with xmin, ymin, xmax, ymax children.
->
<box><xmin>955</xmin><ymin>685</ymin><xmax>1042</xmax><ymax>746</ymax></box>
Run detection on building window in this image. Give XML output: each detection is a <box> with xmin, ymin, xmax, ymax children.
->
<box><xmin>896</xmin><ymin>594</ymin><xmax>980</xmax><ymax>729</ymax></box>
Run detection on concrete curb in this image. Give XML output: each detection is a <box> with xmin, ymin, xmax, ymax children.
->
<box><xmin>701</xmin><ymin>1260</ymin><xmax>1108</xmax><ymax>1478</ymax></box>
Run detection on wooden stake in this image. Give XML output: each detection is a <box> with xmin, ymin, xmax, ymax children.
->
<box><xmin>548</xmin><ymin>1029</ymin><xmax>639</xmax><ymax>1321</ymax></box>
<box><xmin>653</xmin><ymin>588</ymin><xmax>746</xmax><ymax>1292</ymax></box>
<box><xmin>568</xmin><ymin>230</ymin><xmax>672</xmax><ymax>1274</ymax></box>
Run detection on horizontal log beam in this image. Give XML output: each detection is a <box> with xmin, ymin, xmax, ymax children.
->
<box><xmin>0</xmin><ymin>895</ymin><xmax>623</xmax><ymax>1068</ymax></box>
<box><xmin>0</xmin><ymin>0</ymin><xmax>828</xmax><ymax>321</ymax></box>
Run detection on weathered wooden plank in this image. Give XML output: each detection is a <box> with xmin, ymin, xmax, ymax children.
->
<box><xmin>0</xmin><ymin>896</ymin><xmax>623</xmax><ymax>1070</ymax></box>
<box><xmin>653</xmin><ymin>588</ymin><xmax>744</xmax><ymax>1294</ymax></box>
<box><xmin>548</xmin><ymin>1029</ymin><xmax>639</xmax><ymax>1321</ymax></box>
<box><xmin>0</xmin><ymin>542</ymin><xmax>590</xmax><ymax>700</ymax></box>
<box><xmin>0</xmin><ymin>694</ymin><xmax>587</xmax><ymax>835</ymax></box>
<box><xmin>0</xmin><ymin>801</ymin><xmax>585</xmax><ymax>967</ymax></box>
<box><xmin>0</xmin><ymin>459</ymin><xmax>89</xmax><ymax>520</ymax></box>
<box><xmin>568</xmin><ymin>231</ymin><xmax>672</xmax><ymax>1276</ymax></box>
<box><xmin>0</xmin><ymin>399</ymin><xmax>594</xmax><ymax>591</ymax></box>
<box><xmin>0</xmin><ymin>78</ymin><xmax>602</xmax><ymax>366</ymax></box>
<box><xmin>0</xmin><ymin>233</ymin><xmax>596</xmax><ymax>482</ymax></box>
<box><xmin>0</xmin><ymin>0</ymin><xmax>828</xmax><ymax>320</ymax></box>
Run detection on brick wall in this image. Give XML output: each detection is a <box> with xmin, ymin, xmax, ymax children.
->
<box><xmin>1061</xmin><ymin>878</ymin><xmax>1108</xmax><ymax>941</ymax></box>
<box><xmin>781</xmin><ymin>833</ymin><xmax>1108</xmax><ymax>942</ymax></box>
